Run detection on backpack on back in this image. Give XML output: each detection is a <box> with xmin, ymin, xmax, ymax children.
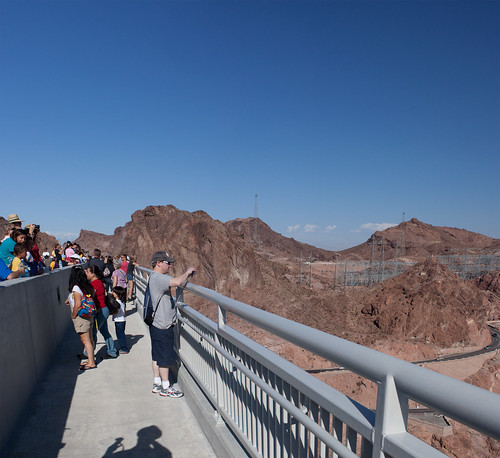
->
<box><xmin>78</xmin><ymin>294</ymin><xmax>96</xmax><ymax>318</ymax></box>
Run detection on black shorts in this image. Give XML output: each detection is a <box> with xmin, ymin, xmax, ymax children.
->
<box><xmin>150</xmin><ymin>325</ymin><xmax>176</xmax><ymax>367</ymax></box>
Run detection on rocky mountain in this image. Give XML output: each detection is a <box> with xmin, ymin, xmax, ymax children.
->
<box><xmin>72</xmin><ymin>205</ymin><xmax>499</xmax><ymax>349</ymax></box>
<box><xmin>76</xmin><ymin>205</ymin><xmax>268</xmax><ymax>293</ymax></box>
<box><xmin>226</xmin><ymin>217</ymin><xmax>338</xmax><ymax>261</ymax></box>
<box><xmin>339</xmin><ymin>218</ymin><xmax>499</xmax><ymax>261</ymax></box>
<box><xmin>75</xmin><ymin>229</ymin><xmax>123</xmax><ymax>256</ymax></box>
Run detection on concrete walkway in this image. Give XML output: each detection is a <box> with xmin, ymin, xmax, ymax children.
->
<box><xmin>8</xmin><ymin>302</ymin><xmax>216</xmax><ymax>458</ymax></box>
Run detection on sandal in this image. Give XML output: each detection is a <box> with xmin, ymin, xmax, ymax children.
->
<box><xmin>80</xmin><ymin>364</ymin><xmax>97</xmax><ymax>371</ymax></box>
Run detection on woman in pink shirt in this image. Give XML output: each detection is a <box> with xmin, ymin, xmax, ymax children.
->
<box><xmin>112</xmin><ymin>259</ymin><xmax>127</xmax><ymax>288</ymax></box>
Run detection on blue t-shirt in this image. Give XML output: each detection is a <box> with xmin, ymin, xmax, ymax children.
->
<box><xmin>0</xmin><ymin>237</ymin><xmax>16</xmax><ymax>268</ymax></box>
<box><xmin>0</xmin><ymin>258</ymin><xmax>12</xmax><ymax>281</ymax></box>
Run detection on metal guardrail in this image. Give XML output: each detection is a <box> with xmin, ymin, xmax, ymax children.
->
<box><xmin>134</xmin><ymin>266</ymin><xmax>500</xmax><ymax>458</ymax></box>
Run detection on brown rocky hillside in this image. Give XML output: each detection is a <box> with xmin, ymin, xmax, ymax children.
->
<box><xmin>360</xmin><ymin>258</ymin><xmax>494</xmax><ymax>348</ymax></box>
<box><xmin>226</xmin><ymin>217</ymin><xmax>337</xmax><ymax>261</ymax></box>
<box><xmin>73</xmin><ymin>205</ymin><xmax>498</xmax><ymax>351</ymax></box>
<box><xmin>340</xmin><ymin>218</ymin><xmax>499</xmax><ymax>261</ymax></box>
<box><xmin>77</xmin><ymin>205</ymin><xmax>268</xmax><ymax>293</ymax></box>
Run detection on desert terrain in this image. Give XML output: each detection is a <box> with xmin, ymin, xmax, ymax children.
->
<box><xmin>2</xmin><ymin>207</ymin><xmax>499</xmax><ymax>456</ymax></box>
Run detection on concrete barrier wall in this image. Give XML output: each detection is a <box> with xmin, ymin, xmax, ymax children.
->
<box><xmin>0</xmin><ymin>268</ymin><xmax>72</xmax><ymax>450</ymax></box>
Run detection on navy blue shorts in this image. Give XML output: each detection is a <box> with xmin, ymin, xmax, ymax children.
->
<box><xmin>126</xmin><ymin>273</ymin><xmax>133</xmax><ymax>281</ymax></box>
<box><xmin>150</xmin><ymin>325</ymin><xmax>176</xmax><ymax>367</ymax></box>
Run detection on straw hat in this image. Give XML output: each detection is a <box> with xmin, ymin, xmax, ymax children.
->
<box><xmin>7</xmin><ymin>214</ymin><xmax>23</xmax><ymax>224</ymax></box>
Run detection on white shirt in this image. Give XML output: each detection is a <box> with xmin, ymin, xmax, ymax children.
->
<box><xmin>68</xmin><ymin>285</ymin><xmax>83</xmax><ymax>314</ymax></box>
<box><xmin>112</xmin><ymin>298</ymin><xmax>126</xmax><ymax>322</ymax></box>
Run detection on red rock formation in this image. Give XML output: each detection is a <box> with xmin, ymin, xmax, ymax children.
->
<box><xmin>360</xmin><ymin>258</ymin><xmax>492</xmax><ymax>347</ymax></box>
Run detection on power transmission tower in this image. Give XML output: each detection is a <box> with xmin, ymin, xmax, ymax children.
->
<box><xmin>253</xmin><ymin>194</ymin><xmax>260</xmax><ymax>246</ymax></box>
<box><xmin>401</xmin><ymin>212</ymin><xmax>406</xmax><ymax>258</ymax></box>
<box><xmin>396</xmin><ymin>211</ymin><xmax>406</xmax><ymax>260</ymax></box>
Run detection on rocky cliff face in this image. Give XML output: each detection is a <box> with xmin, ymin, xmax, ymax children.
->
<box><xmin>77</xmin><ymin>205</ymin><xmax>267</xmax><ymax>292</ymax></box>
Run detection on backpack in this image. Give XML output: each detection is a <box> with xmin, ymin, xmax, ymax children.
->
<box><xmin>78</xmin><ymin>294</ymin><xmax>96</xmax><ymax>318</ymax></box>
<box><xmin>143</xmin><ymin>284</ymin><xmax>154</xmax><ymax>325</ymax></box>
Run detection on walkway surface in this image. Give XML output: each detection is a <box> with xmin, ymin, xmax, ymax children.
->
<box><xmin>7</xmin><ymin>302</ymin><xmax>216</xmax><ymax>458</ymax></box>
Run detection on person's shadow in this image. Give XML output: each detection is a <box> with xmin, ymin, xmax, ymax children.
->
<box><xmin>102</xmin><ymin>425</ymin><xmax>172</xmax><ymax>457</ymax></box>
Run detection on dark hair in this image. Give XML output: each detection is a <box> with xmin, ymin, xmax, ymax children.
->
<box><xmin>25</xmin><ymin>236</ymin><xmax>34</xmax><ymax>251</ymax></box>
<box><xmin>112</xmin><ymin>286</ymin><xmax>126</xmax><ymax>302</ymax></box>
<box><xmin>13</xmin><ymin>243</ymin><xmax>27</xmax><ymax>255</ymax></box>
<box><xmin>86</xmin><ymin>264</ymin><xmax>103</xmax><ymax>280</ymax></box>
<box><xmin>94</xmin><ymin>248</ymin><xmax>101</xmax><ymax>258</ymax></box>
<box><xmin>68</xmin><ymin>266</ymin><xmax>94</xmax><ymax>295</ymax></box>
<box><xmin>11</xmin><ymin>229</ymin><xmax>25</xmax><ymax>241</ymax></box>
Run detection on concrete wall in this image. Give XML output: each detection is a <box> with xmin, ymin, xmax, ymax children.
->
<box><xmin>0</xmin><ymin>268</ymin><xmax>72</xmax><ymax>450</ymax></box>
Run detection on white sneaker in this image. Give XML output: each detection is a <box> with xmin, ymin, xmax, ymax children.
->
<box><xmin>152</xmin><ymin>383</ymin><xmax>162</xmax><ymax>394</ymax></box>
<box><xmin>159</xmin><ymin>385</ymin><xmax>184</xmax><ymax>398</ymax></box>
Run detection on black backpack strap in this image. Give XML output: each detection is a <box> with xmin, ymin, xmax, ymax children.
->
<box><xmin>148</xmin><ymin>275</ymin><xmax>166</xmax><ymax>321</ymax></box>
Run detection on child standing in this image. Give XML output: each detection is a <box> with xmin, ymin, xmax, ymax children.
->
<box><xmin>112</xmin><ymin>286</ymin><xmax>129</xmax><ymax>354</ymax></box>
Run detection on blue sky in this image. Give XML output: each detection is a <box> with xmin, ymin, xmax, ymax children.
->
<box><xmin>1</xmin><ymin>0</ymin><xmax>498</xmax><ymax>250</ymax></box>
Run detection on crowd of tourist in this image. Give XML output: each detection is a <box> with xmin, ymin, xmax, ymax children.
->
<box><xmin>2</xmin><ymin>212</ymin><xmax>193</xmax><ymax>400</ymax></box>
<box><xmin>0</xmin><ymin>214</ymin><xmax>46</xmax><ymax>280</ymax></box>
<box><xmin>1</xmin><ymin>212</ymin><xmax>137</xmax><ymax>371</ymax></box>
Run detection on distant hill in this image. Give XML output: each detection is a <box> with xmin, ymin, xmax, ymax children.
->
<box><xmin>225</xmin><ymin>217</ymin><xmax>337</xmax><ymax>261</ymax></box>
<box><xmin>339</xmin><ymin>218</ymin><xmax>499</xmax><ymax>261</ymax></box>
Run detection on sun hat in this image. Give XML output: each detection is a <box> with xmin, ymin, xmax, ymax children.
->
<box><xmin>8</xmin><ymin>214</ymin><xmax>23</xmax><ymax>224</ymax></box>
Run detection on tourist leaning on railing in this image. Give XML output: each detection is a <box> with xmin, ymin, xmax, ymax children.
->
<box><xmin>0</xmin><ymin>257</ymin><xmax>25</xmax><ymax>281</ymax></box>
<box><xmin>0</xmin><ymin>228</ymin><xmax>27</xmax><ymax>268</ymax></box>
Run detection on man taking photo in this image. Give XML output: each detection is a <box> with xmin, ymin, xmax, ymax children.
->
<box><xmin>149</xmin><ymin>251</ymin><xmax>195</xmax><ymax>398</ymax></box>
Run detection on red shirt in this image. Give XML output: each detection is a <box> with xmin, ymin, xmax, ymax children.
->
<box><xmin>91</xmin><ymin>279</ymin><xmax>106</xmax><ymax>310</ymax></box>
<box><xmin>120</xmin><ymin>261</ymin><xmax>128</xmax><ymax>272</ymax></box>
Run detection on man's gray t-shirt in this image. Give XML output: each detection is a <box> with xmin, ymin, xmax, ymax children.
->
<box><xmin>149</xmin><ymin>272</ymin><xmax>176</xmax><ymax>330</ymax></box>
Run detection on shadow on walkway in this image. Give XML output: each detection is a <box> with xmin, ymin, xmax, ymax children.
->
<box><xmin>102</xmin><ymin>425</ymin><xmax>172</xmax><ymax>457</ymax></box>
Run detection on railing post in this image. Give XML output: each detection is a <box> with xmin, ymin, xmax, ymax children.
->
<box><xmin>372</xmin><ymin>374</ymin><xmax>408</xmax><ymax>458</ymax></box>
<box><xmin>214</xmin><ymin>305</ymin><xmax>227</xmax><ymax>424</ymax></box>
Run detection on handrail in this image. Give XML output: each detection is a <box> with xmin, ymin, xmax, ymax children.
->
<box><xmin>182</xmin><ymin>278</ymin><xmax>500</xmax><ymax>439</ymax></box>
<box><xmin>134</xmin><ymin>265</ymin><xmax>500</xmax><ymax>456</ymax></box>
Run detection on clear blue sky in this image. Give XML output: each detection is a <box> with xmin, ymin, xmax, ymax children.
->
<box><xmin>1</xmin><ymin>0</ymin><xmax>498</xmax><ymax>250</ymax></box>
